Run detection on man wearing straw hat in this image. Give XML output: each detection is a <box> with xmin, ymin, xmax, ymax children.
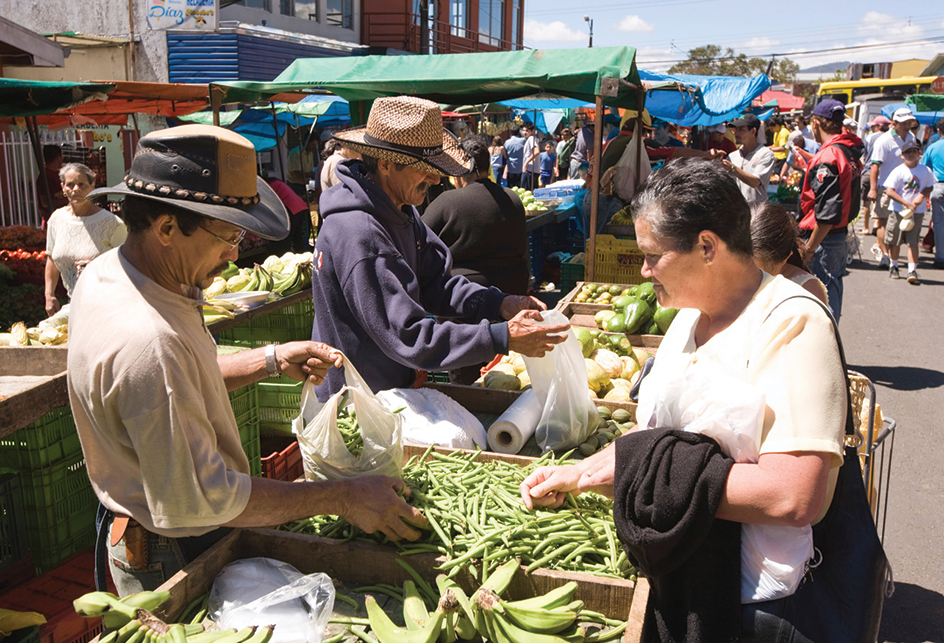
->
<box><xmin>68</xmin><ymin>125</ymin><xmax>428</xmax><ymax>595</ymax></box>
<box><xmin>315</xmin><ymin>96</ymin><xmax>570</xmax><ymax>399</ymax></box>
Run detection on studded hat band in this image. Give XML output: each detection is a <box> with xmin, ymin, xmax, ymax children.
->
<box><xmin>123</xmin><ymin>174</ymin><xmax>261</xmax><ymax>207</ymax></box>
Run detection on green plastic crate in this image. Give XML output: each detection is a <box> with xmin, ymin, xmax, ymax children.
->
<box><xmin>16</xmin><ymin>452</ymin><xmax>97</xmax><ymax>574</ymax></box>
<box><xmin>257</xmin><ymin>376</ymin><xmax>304</xmax><ymax>437</ymax></box>
<box><xmin>230</xmin><ymin>384</ymin><xmax>261</xmax><ymax>477</ymax></box>
<box><xmin>560</xmin><ymin>259</ymin><xmax>585</xmax><ymax>294</ymax></box>
<box><xmin>0</xmin><ymin>473</ymin><xmax>29</xmax><ymax>575</ymax></box>
<box><xmin>217</xmin><ymin>298</ymin><xmax>315</xmax><ymax>348</ymax></box>
<box><xmin>0</xmin><ymin>407</ymin><xmax>83</xmax><ymax>471</ymax></box>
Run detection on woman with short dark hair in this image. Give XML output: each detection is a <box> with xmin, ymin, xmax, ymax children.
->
<box><xmin>520</xmin><ymin>158</ymin><xmax>880</xmax><ymax>641</ymax></box>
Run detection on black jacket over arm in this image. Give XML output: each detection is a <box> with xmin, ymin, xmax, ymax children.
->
<box><xmin>614</xmin><ymin>429</ymin><xmax>741</xmax><ymax>643</ymax></box>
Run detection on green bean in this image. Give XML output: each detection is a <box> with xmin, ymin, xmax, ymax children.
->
<box><xmin>286</xmin><ymin>447</ymin><xmax>635</xmax><ymax>580</ymax></box>
<box><xmin>349</xmin><ymin>626</ymin><xmax>380</xmax><ymax>643</ymax></box>
<box><xmin>334</xmin><ymin>592</ymin><xmax>360</xmax><ymax>610</ymax></box>
<box><xmin>329</xmin><ymin>616</ymin><xmax>371</xmax><ymax>626</ymax></box>
<box><xmin>322</xmin><ymin>634</ymin><xmax>346</xmax><ymax>643</ymax></box>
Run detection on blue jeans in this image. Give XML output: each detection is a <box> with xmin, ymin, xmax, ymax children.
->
<box><xmin>932</xmin><ymin>183</ymin><xmax>944</xmax><ymax>263</ymax></box>
<box><xmin>95</xmin><ymin>504</ymin><xmax>231</xmax><ymax>596</ymax></box>
<box><xmin>808</xmin><ymin>233</ymin><xmax>846</xmax><ymax>321</ymax></box>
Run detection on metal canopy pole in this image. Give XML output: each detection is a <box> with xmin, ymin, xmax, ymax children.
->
<box><xmin>210</xmin><ymin>85</ymin><xmax>222</xmax><ymax>127</ymax></box>
<box><xmin>635</xmin><ymin>88</ymin><xmax>644</xmax><ymax>187</ymax></box>
<box><xmin>587</xmin><ymin>95</ymin><xmax>604</xmax><ymax>281</ymax></box>
<box><xmin>26</xmin><ymin>117</ymin><xmax>53</xmax><ymax>225</ymax></box>
<box><xmin>269</xmin><ymin>103</ymin><xmax>287</xmax><ymax>183</ymax></box>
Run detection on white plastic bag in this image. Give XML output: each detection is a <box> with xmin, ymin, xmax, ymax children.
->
<box><xmin>612</xmin><ymin>120</ymin><xmax>652</xmax><ymax>202</ymax></box>
<box><xmin>647</xmin><ymin>364</ymin><xmax>813</xmax><ymax>602</ymax></box>
<box><xmin>294</xmin><ymin>355</ymin><xmax>403</xmax><ymax>481</ymax></box>
<box><xmin>208</xmin><ymin>558</ymin><xmax>335</xmax><ymax>643</ymax></box>
<box><xmin>375</xmin><ymin>388</ymin><xmax>487</xmax><ymax>449</ymax></box>
<box><xmin>520</xmin><ymin>310</ymin><xmax>598</xmax><ymax>452</ymax></box>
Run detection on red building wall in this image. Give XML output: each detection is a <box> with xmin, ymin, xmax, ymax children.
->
<box><xmin>361</xmin><ymin>0</ymin><xmax>523</xmax><ymax>54</ymax></box>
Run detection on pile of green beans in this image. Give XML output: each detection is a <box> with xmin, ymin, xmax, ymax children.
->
<box><xmin>284</xmin><ymin>447</ymin><xmax>636</xmax><ymax>581</ymax></box>
<box><xmin>336</xmin><ymin>401</ymin><xmax>364</xmax><ymax>458</ymax></box>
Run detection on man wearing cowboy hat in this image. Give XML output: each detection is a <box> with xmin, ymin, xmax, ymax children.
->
<box><xmin>314</xmin><ymin>96</ymin><xmax>570</xmax><ymax>400</ymax></box>
<box><xmin>68</xmin><ymin>125</ymin><xmax>427</xmax><ymax>595</ymax></box>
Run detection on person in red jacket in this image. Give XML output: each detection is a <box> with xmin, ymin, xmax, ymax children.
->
<box><xmin>797</xmin><ymin>99</ymin><xmax>863</xmax><ymax>321</ymax></box>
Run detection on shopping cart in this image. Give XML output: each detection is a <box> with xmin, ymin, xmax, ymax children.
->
<box><xmin>848</xmin><ymin>371</ymin><xmax>896</xmax><ymax>544</ymax></box>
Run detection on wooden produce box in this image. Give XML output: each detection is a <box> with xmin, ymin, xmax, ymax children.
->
<box><xmin>150</xmin><ymin>528</ymin><xmax>649</xmax><ymax>643</ymax></box>
<box><xmin>557</xmin><ymin>298</ymin><xmax>664</xmax><ymax>351</ymax></box>
<box><xmin>419</xmin><ymin>382</ymin><xmax>637</xmax><ymax>459</ymax></box>
<box><xmin>0</xmin><ymin>346</ymin><xmax>69</xmax><ymax>438</ymax></box>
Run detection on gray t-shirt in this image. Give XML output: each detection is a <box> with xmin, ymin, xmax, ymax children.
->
<box><xmin>729</xmin><ymin>144</ymin><xmax>777</xmax><ymax>205</ymax></box>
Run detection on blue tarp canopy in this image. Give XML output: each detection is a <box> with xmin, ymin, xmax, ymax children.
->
<box><xmin>639</xmin><ymin>71</ymin><xmax>771</xmax><ymax>127</ymax></box>
<box><xmin>491</xmin><ymin>72</ymin><xmax>770</xmax><ymax>131</ymax></box>
<box><xmin>881</xmin><ymin>102</ymin><xmax>944</xmax><ymax>128</ymax></box>
<box><xmin>178</xmin><ymin>95</ymin><xmax>351</xmax><ymax>151</ymax></box>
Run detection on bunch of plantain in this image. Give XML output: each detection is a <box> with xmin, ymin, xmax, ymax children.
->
<box><xmin>361</xmin><ymin>559</ymin><xmax>627</xmax><ymax>643</ymax></box>
<box><xmin>73</xmin><ymin>591</ymin><xmax>275</xmax><ymax>643</ymax></box>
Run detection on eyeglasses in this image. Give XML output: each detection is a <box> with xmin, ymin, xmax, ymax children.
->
<box><xmin>199</xmin><ymin>224</ymin><xmax>246</xmax><ymax>250</ymax></box>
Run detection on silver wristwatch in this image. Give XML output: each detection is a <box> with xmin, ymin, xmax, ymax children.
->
<box><xmin>265</xmin><ymin>343</ymin><xmax>281</xmax><ymax>377</ymax></box>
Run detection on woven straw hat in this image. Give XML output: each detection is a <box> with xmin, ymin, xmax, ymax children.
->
<box><xmin>333</xmin><ymin>96</ymin><xmax>472</xmax><ymax>177</ymax></box>
<box><xmin>91</xmin><ymin>125</ymin><xmax>289</xmax><ymax>240</ymax></box>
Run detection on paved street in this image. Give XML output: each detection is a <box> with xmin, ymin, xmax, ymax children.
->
<box><xmin>840</xmin><ymin>230</ymin><xmax>944</xmax><ymax>643</ymax></box>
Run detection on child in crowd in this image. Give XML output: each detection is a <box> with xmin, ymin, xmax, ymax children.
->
<box><xmin>539</xmin><ymin>141</ymin><xmax>558</xmax><ymax>187</ymax></box>
<box><xmin>883</xmin><ymin>140</ymin><xmax>935</xmax><ymax>284</ymax></box>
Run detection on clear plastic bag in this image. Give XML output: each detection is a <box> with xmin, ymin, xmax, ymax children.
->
<box><xmin>521</xmin><ymin>310</ymin><xmax>598</xmax><ymax>452</ymax></box>
<box><xmin>612</xmin><ymin>120</ymin><xmax>652</xmax><ymax>202</ymax></box>
<box><xmin>294</xmin><ymin>355</ymin><xmax>403</xmax><ymax>481</ymax></box>
<box><xmin>208</xmin><ymin>558</ymin><xmax>335</xmax><ymax>643</ymax></box>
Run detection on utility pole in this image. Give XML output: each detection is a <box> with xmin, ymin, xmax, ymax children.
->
<box><xmin>419</xmin><ymin>0</ymin><xmax>429</xmax><ymax>54</ymax></box>
<box><xmin>584</xmin><ymin>15</ymin><xmax>593</xmax><ymax>48</ymax></box>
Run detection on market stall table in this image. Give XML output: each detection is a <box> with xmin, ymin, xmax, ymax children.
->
<box><xmin>204</xmin><ymin>289</ymin><xmax>311</xmax><ymax>335</ymax></box>
<box><xmin>0</xmin><ymin>346</ymin><xmax>68</xmax><ymax>438</ymax></box>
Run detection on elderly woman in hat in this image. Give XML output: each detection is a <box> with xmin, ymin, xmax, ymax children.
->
<box><xmin>313</xmin><ymin>96</ymin><xmax>569</xmax><ymax>400</ymax></box>
<box><xmin>520</xmin><ymin>159</ymin><xmax>884</xmax><ymax>641</ymax></box>
<box><xmin>69</xmin><ymin>125</ymin><xmax>428</xmax><ymax>595</ymax></box>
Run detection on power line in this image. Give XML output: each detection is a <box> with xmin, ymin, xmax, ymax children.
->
<box><xmin>634</xmin><ymin>35</ymin><xmax>944</xmax><ymax>65</ymax></box>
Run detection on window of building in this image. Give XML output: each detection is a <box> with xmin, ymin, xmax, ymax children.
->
<box><xmin>450</xmin><ymin>0</ymin><xmax>469</xmax><ymax>38</ymax></box>
<box><xmin>511</xmin><ymin>0</ymin><xmax>520</xmax><ymax>49</ymax></box>
<box><xmin>295</xmin><ymin>0</ymin><xmax>317</xmax><ymax>20</ymax></box>
<box><xmin>478</xmin><ymin>0</ymin><xmax>504</xmax><ymax>46</ymax></box>
<box><xmin>279</xmin><ymin>0</ymin><xmax>293</xmax><ymax>15</ymax></box>
<box><xmin>235</xmin><ymin>0</ymin><xmax>270</xmax><ymax>10</ymax></box>
<box><xmin>327</xmin><ymin>0</ymin><xmax>353</xmax><ymax>28</ymax></box>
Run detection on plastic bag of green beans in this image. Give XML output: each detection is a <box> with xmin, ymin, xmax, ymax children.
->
<box><xmin>294</xmin><ymin>354</ymin><xmax>403</xmax><ymax>481</ymax></box>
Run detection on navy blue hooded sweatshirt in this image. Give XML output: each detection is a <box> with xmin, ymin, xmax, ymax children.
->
<box><xmin>312</xmin><ymin>159</ymin><xmax>509</xmax><ymax>400</ymax></box>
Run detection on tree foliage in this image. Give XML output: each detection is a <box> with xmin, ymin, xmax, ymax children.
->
<box><xmin>668</xmin><ymin>44</ymin><xmax>799</xmax><ymax>82</ymax></box>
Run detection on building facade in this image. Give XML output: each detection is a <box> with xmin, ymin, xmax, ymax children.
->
<box><xmin>361</xmin><ymin>0</ymin><xmax>523</xmax><ymax>54</ymax></box>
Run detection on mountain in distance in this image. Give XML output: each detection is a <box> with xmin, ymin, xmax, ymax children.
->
<box><xmin>798</xmin><ymin>61</ymin><xmax>855</xmax><ymax>73</ymax></box>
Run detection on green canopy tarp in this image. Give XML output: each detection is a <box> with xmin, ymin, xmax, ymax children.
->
<box><xmin>906</xmin><ymin>94</ymin><xmax>944</xmax><ymax>113</ymax></box>
<box><xmin>0</xmin><ymin>78</ymin><xmax>115</xmax><ymax>117</ymax></box>
<box><xmin>214</xmin><ymin>47</ymin><xmax>643</xmax><ymax>114</ymax></box>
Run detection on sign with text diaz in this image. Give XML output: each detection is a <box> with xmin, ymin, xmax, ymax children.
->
<box><xmin>147</xmin><ymin>0</ymin><xmax>217</xmax><ymax>31</ymax></box>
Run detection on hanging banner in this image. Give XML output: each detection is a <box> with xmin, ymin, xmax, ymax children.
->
<box><xmin>147</xmin><ymin>0</ymin><xmax>218</xmax><ymax>31</ymax></box>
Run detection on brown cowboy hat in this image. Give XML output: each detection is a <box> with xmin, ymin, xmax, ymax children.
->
<box><xmin>91</xmin><ymin>125</ymin><xmax>290</xmax><ymax>240</ymax></box>
<box><xmin>332</xmin><ymin>96</ymin><xmax>472</xmax><ymax>177</ymax></box>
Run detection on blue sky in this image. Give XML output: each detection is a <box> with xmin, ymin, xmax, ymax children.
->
<box><xmin>522</xmin><ymin>3</ymin><xmax>944</xmax><ymax>73</ymax></box>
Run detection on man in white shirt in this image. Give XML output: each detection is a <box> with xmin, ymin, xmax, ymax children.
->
<box><xmin>74</xmin><ymin>125</ymin><xmax>427</xmax><ymax>595</ymax></box>
<box><xmin>867</xmin><ymin>107</ymin><xmax>917</xmax><ymax>268</ymax></box>
<box><xmin>722</xmin><ymin>114</ymin><xmax>777</xmax><ymax>205</ymax></box>
<box><xmin>521</xmin><ymin>124</ymin><xmax>541</xmax><ymax>191</ymax></box>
